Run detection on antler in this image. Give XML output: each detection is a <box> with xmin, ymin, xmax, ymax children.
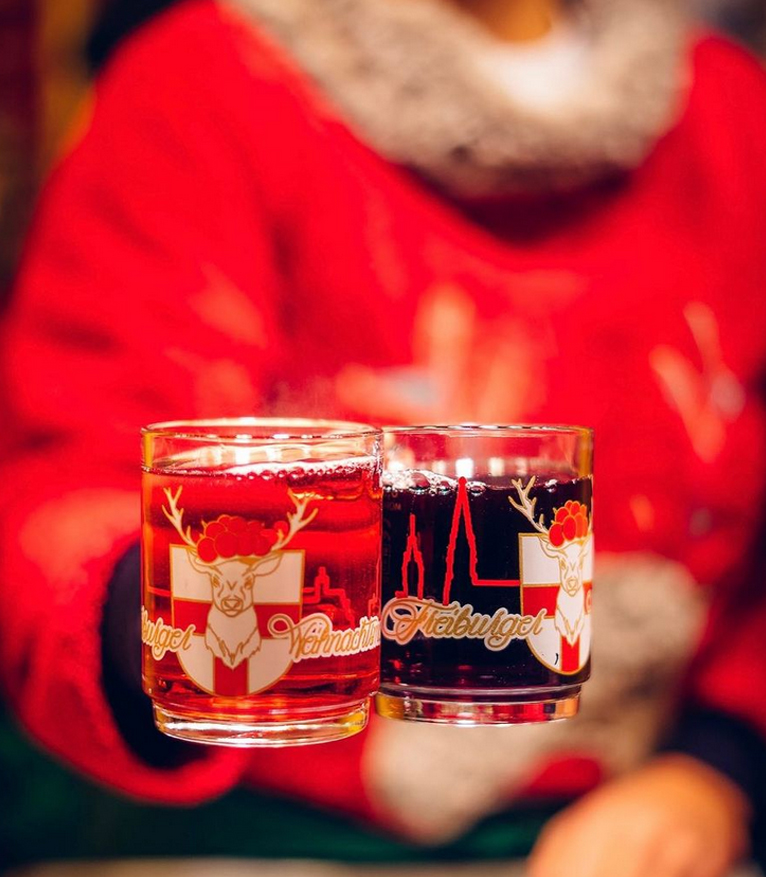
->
<box><xmin>238</xmin><ymin>489</ymin><xmax>319</xmax><ymax>570</ymax></box>
<box><xmin>162</xmin><ymin>485</ymin><xmax>317</xmax><ymax>570</ymax></box>
<box><xmin>272</xmin><ymin>490</ymin><xmax>318</xmax><ymax>551</ymax></box>
<box><xmin>161</xmin><ymin>486</ymin><xmax>197</xmax><ymax>548</ymax></box>
<box><xmin>508</xmin><ymin>477</ymin><xmax>549</xmax><ymax>535</ymax></box>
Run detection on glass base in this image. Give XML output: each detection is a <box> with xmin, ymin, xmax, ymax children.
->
<box><xmin>153</xmin><ymin>699</ymin><xmax>369</xmax><ymax>747</ymax></box>
<box><xmin>375</xmin><ymin>685</ymin><xmax>580</xmax><ymax>725</ymax></box>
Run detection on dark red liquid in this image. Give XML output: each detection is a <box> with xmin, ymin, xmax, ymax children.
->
<box><xmin>381</xmin><ymin>475</ymin><xmax>592</xmax><ymax>696</ymax></box>
<box><xmin>142</xmin><ymin>460</ymin><xmax>381</xmax><ymax>722</ymax></box>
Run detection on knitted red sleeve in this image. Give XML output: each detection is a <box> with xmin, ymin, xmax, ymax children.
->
<box><xmin>0</xmin><ymin>2</ymin><xmax>287</xmax><ymax>802</ymax></box>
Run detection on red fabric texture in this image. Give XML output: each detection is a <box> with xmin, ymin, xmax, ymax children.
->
<box><xmin>2</xmin><ymin>0</ymin><xmax>766</xmax><ymax>825</ymax></box>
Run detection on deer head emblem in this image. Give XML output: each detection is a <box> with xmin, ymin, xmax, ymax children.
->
<box><xmin>162</xmin><ymin>487</ymin><xmax>317</xmax><ymax>669</ymax></box>
<box><xmin>509</xmin><ymin>477</ymin><xmax>592</xmax><ymax>647</ymax></box>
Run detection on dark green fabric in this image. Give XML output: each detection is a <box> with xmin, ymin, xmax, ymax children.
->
<box><xmin>0</xmin><ymin>702</ymin><xmax>552</xmax><ymax>869</ymax></box>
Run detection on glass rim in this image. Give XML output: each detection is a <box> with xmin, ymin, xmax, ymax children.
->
<box><xmin>141</xmin><ymin>417</ymin><xmax>382</xmax><ymax>443</ymax></box>
<box><xmin>383</xmin><ymin>423</ymin><xmax>593</xmax><ymax>439</ymax></box>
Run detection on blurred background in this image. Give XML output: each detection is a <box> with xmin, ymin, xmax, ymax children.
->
<box><xmin>1</xmin><ymin>0</ymin><xmax>766</xmax><ymax>874</ymax></box>
<box><xmin>0</xmin><ymin>0</ymin><xmax>765</xmax><ymax>305</ymax></box>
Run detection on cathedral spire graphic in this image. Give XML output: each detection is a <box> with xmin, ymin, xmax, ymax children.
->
<box><xmin>397</xmin><ymin>477</ymin><xmax>522</xmax><ymax>605</ymax></box>
<box><xmin>442</xmin><ymin>477</ymin><xmax>522</xmax><ymax>602</ymax></box>
<box><xmin>397</xmin><ymin>513</ymin><xmax>425</xmax><ymax>599</ymax></box>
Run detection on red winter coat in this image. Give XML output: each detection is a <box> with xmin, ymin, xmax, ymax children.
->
<box><xmin>2</xmin><ymin>0</ymin><xmax>766</xmax><ymax>838</ymax></box>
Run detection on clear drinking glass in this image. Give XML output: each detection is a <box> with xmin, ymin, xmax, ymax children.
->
<box><xmin>378</xmin><ymin>424</ymin><xmax>593</xmax><ymax>724</ymax></box>
<box><xmin>141</xmin><ymin>418</ymin><xmax>382</xmax><ymax>746</ymax></box>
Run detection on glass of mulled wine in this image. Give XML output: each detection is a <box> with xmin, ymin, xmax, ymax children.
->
<box><xmin>377</xmin><ymin>424</ymin><xmax>593</xmax><ymax>725</ymax></box>
<box><xmin>141</xmin><ymin>418</ymin><xmax>382</xmax><ymax>746</ymax></box>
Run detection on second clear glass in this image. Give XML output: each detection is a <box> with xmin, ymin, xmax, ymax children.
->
<box><xmin>377</xmin><ymin>424</ymin><xmax>594</xmax><ymax>725</ymax></box>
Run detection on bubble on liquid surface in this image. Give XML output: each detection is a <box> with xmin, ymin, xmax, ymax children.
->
<box><xmin>408</xmin><ymin>472</ymin><xmax>432</xmax><ymax>493</ymax></box>
<box><xmin>431</xmin><ymin>473</ymin><xmax>459</xmax><ymax>494</ymax></box>
<box><xmin>154</xmin><ymin>456</ymin><xmax>379</xmax><ymax>487</ymax></box>
<box><xmin>287</xmin><ymin>466</ymin><xmax>306</xmax><ymax>485</ymax></box>
<box><xmin>383</xmin><ymin>469</ymin><xmax>460</xmax><ymax>495</ymax></box>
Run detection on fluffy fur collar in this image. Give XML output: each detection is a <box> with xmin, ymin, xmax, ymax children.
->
<box><xmin>222</xmin><ymin>0</ymin><xmax>690</xmax><ymax>194</ymax></box>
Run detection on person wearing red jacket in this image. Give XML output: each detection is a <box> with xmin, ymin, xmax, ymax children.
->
<box><xmin>2</xmin><ymin>0</ymin><xmax>766</xmax><ymax>874</ymax></box>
